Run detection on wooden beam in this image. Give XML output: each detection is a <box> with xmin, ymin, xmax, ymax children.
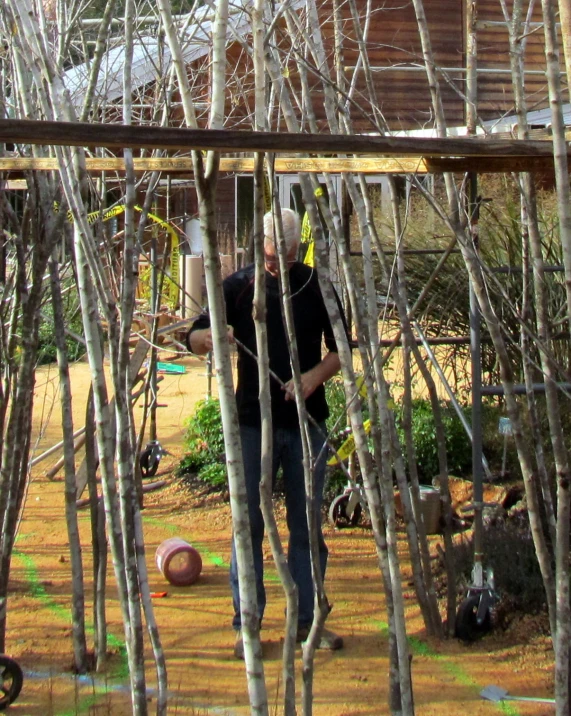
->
<box><xmin>0</xmin><ymin>156</ymin><xmax>429</xmax><ymax>174</ymax></box>
<box><xmin>424</xmin><ymin>156</ymin><xmax>557</xmax><ymax>173</ymax></box>
<box><xmin>1</xmin><ymin>155</ymin><xmax>560</xmax><ymax>175</ymax></box>
<box><xmin>0</xmin><ymin>117</ymin><xmax>564</xmax><ymax>158</ymax></box>
<box><xmin>3</xmin><ymin>179</ymin><xmax>28</xmax><ymax>190</ymax></box>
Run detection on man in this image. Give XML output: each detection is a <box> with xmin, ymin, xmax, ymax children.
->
<box><xmin>187</xmin><ymin>207</ymin><xmax>344</xmax><ymax>658</ymax></box>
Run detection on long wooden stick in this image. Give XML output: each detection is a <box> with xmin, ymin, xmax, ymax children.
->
<box><xmin>0</xmin><ymin>117</ymin><xmax>564</xmax><ymax>157</ymax></box>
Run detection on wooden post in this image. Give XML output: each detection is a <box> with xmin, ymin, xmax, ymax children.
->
<box><xmin>559</xmin><ymin>0</ymin><xmax>571</xmax><ymax>101</ymax></box>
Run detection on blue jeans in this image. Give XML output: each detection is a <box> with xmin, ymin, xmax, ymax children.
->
<box><xmin>230</xmin><ymin>422</ymin><xmax>328</xmax><ymax>630</ymax></box>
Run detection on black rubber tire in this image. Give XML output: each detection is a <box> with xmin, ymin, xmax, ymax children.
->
<box><xmin>328</xmin><ymin>494</ymin><xmax>363</xmax><ymax>528</ymax></box>
<box><xmin>454</xmin><ymin>594</ymin><xmax>492</xmax><ymax>642</ymax></box>
<box><xmin>0</xmin><ymin>655</ymin><xmax>23</xmax><ymax>710</ymax></box>
<box><xmin>139</xmin><ymin>447</ymin><xmax>160</xmax><ymax>478</ymax></box>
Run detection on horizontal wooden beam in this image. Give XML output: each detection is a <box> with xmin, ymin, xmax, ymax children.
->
<box><xmin>0</xmin><ymin>118</ymin><xmax>564</xmax><ymax>159</ymax></box>
<box><xmin>0</xmin><ymin>155</ymin><xmax>561</xmax><ymax>176</ymax></box>
<box><xmin>424</xmin><ymin>156</ymin><xmax>557</xmax><ymax>173</ymax></box>
<box><xmin>0</xmin><ymin>156</ymin><xmax>429</xmax><ymax>174</ymax></box>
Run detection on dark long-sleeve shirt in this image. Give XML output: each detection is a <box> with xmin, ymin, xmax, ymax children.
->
<box><xmin>188</xmin><ymin>262</ymin><xmax>341</xmax><ymax>428</ymax></box>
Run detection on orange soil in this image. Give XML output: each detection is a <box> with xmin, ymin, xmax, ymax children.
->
<box><xmin>3</xmin><ymin>358</ymin><xmax>555</xmax><ymax>715</ymax></box>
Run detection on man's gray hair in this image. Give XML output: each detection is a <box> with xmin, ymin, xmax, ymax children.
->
<box><xmin>263</xmin><ymin>208</ymin><xmax>301</xmax><ymax>251</ymax></box>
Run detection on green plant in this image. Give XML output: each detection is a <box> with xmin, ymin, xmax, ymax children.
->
<box><xmin>177</xmin><ymin>398</ymin><xmax>226</xmax><ymax>488</ymax></box>
<box><xmin>396</xmin><ymin>398</ymin><xmax>472</xmax><ymax>483</ymax></box>
<box><xmin>37</xmin><ymin>295</ymin><xmax>85</xmax><ymax>366</ymax></box>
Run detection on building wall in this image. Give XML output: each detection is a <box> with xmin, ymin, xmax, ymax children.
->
<box><xmin>476</xmin><ymin>0</ymin><xmax>557</xmax><ymax>120</ymax></box>
<box><xmin>181</xmin><ymin>0</ymin><xmax>556</xmax><ymax>133</ymax></box>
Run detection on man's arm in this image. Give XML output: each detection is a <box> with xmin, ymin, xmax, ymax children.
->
<box><xmin>283</xmin><ymin>351</ymin><xmax>340</xmax><ymax>401</ymax></box>
<box><xmin>188</xmin><ymin>327</ymin><xmax>213</xmax><ymax>355</ymax></box>
<box><xmin>188</xmin><ymin>325</ymin><xmax>234</xmax><ymax>355</ymax></box>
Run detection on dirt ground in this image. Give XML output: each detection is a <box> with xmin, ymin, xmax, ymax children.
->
<box><xmin>4</xmin><ymin>355</ymin><xmax>555</xmax><ymax>715</ymax></box>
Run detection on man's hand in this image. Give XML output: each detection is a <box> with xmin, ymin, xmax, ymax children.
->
<box><xmin>283</xmin><ymin>371</ymin><xmax>320</xmax><ymax>401</ymax></box>
<box><xmin>189</xmin><ymin>326</ymin><xmax>234</xmax><ymax>355</ymax></box>
<box><xmin>283</xmin><ymin>351</ymin><xmax>341</xmax><ymax>401</ymax></box>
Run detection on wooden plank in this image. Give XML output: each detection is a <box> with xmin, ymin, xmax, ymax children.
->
<box><xmin>271</xmin><ymin>157</ymin><xmax>428</xmax><ymax>173</ymax></box>
<box><xmin>0</xmin><ymin>118</ymin><xmax>564</xmax><ymax>158</ymax></box>
<box><xmin>0</xmin><ymin>156</ymin><xmax>429</xmax><ymax>174</ymax></box>
<box><xmin>425</xmin><ymin>156</ymin><xmax>557</xmax><ymax>173</ymax></box>
<box><xmin>3</xmin><ymin>155</ymin><xmax>562</xmax><ymax>174</ymax></box>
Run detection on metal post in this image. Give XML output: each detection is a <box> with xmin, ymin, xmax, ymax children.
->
<box><xmin>206</xmin><ymin>351</ymin><xmax>213</xmax><ymax>400</ymax></box>
<box><xmin>412</xmin><ymin>318</ymin><xmax>492</xmax><ymax>478</ymax></box>
<box><xmin>469</xmin><ymin>172</ymin><xmax>484</xmax><ymax>589</ymax></box>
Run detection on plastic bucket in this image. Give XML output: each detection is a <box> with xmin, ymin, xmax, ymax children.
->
<box><xmin>418</xmin><ymin>485</ymin><xmax>441</xmax><ymax>534</ymax></box>
<box><xmin>155</xmin><ymin>538</ymin><xmax>202</xmax><ymax>586</ymax></box>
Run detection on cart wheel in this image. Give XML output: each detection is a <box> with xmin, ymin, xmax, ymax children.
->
<box><xmin>328</xmin><ymin>493</ymin><xmax>363</xmax><ymax>528</ymax></box>
<box><xmin>0</xmin><ymin>655</ymin><xmax>23</xmax><ymax>710</ymax></box>
<box><xmin>139</xmin><ymin>446</ymin><xmax>160</xmax><ymax>478</ymax></box>
<box><xmin>454</xmin><ymin>594</ymin><xmax>492</xmax><ymax>642</ymax></box>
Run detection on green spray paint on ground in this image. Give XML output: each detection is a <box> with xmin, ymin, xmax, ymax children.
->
<box><xmin>145</xmin><ymin>516</ymin><xmax>229</xmax><ymax>568</ymax></box>
<box><xmin>12</xmin><ymin>547</ymin><xmax>128</xmax><ymax>715</ymax></box>
<box><xmin>373</xmin><ymin>620</ymin><xmax>521</xmax><ymax>715</ymax></box>
<box><xmin>13</xmin><ymin>518</ymin><xmax>528</xmax><ymax>714</ymax></box>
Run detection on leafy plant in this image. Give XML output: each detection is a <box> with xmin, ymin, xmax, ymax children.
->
<box><xmin>396</xmin><ymin>398</ymin><xmax>472</xmax><ymax>483</ymax></box>
<box><xmin>37</xmin><ymin>298</ymin><xmax>85</xmax><ymax>366</ymax></box>
<box><xmin>177</xmin><ymin>398</ymin><xmax>226</xmax><ymax>488</ymax></box>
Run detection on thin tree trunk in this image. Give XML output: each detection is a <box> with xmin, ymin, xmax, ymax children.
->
<box><xmin>539</xmin><ymin>0</ymin><xmax>571</xmax><ymax>708</ymax></box>
<box><xmin>156</xmin><ymin>0</ymin><xmax>268</xmax><ymax>708</ymax></box>
<box><xmin>48</xmin><ymin>254</ymin><xmax>88</xmax><ymax>674</ymax></box>
<box><xmin>253</xmin><ymin>3</ymin><xmax>296</xmax><ymax>712</ymax></box>
<box><xmin>85</xmin><ymin>388</ymin><xmax>108</xmax><ymax>671</ymax></box>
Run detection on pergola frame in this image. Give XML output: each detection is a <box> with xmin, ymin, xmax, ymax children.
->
<box><xmin>0</xmin><ymin>118</ymin><xmax>565</xmax><ymax>174</ymax></box>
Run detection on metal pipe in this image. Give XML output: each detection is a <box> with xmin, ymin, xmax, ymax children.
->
<box><xmin>30</xmin><ymin>427</ymin><xmax>86</xmax><ymax>466</ymax></box>
<box><xmin>344</xmin><ymin>65</ymin><xmax>553</xmax><ymax>76</ymax></box>
<box><xmin>350</xmin><ymin>248</ymin><xmax>461</xmax><ymax>257</ymax></box>
<box><xmin>469</xmin><ymin>174</ymin><xmax>484</xmax><ymax>590</ymax></box>
<box><xmin>412</xmin><ymin>320</ymin><xmax>491</xmax><ymax>478</ymax></box>
<box><xmin>481</xmin><ymin>382</ymin><xmax>571</xmax><ymax>395</ymax></box>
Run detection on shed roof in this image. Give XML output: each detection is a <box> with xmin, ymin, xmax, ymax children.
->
<box><xmin>63</xmin><ymin>1</ymin><xmax>302</xmax><ymax>107</ymax></box>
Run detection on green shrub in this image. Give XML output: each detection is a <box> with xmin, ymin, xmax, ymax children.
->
<box><xmin>37</xmin><ymin>302</ymin><xmax>85</xmax><ymax>365</ymax></box>
<box><xmin>196</xmin><ymin>462</ymin><xmax>227</xmax><ymax>488</ymax></box>
<box><xmin>177</xmin><ymin>398</ymin><xmax>226</xmax><ymax>488</ymax></box>
<box><xmin>396</xmin><ymin>398</ymin><xmax>472</xmax><ymax>483</ymax></box>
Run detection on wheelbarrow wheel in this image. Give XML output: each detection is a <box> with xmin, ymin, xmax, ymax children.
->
<box><xmin>328</xmin><ymin>493</ymin><xmax>362</xmax><ymax>528</ymax></box>
<box><xmin>0</xmin><ymin>654</ymin><xmax>23</xmax><ymax>710</ymax></box>
<box><xmin>139</xmin><ymin>446</ymin><xmax>160</xmax><ymax>478</ymax></box>
<box><xmin>454</xmin><ymin>594</ymin><xmax>491</xmax><ymax>642</ymax></box>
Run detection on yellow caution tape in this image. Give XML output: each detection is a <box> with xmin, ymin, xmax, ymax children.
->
<box><xmin>301</xmin><ymin>212</ymin><xmax>314</xmax><ymax>267</ymax></box>
<box><xmin>327</xmin><ymin>418</ymin><xmax>371</xmax><ymax>466</ymax></box>
<box><xmin>61</xmin><ymin>203</ymin><xmax>180</xmax><ymax>308</ymax></box>
<box><xmin>355</xmin><ymin>374</ymin><xmax>368</xmax><ymax>399</ymax></box>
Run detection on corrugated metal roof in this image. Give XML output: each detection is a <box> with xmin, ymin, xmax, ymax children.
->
<box><xmin>63</xmin><ymin>1</ymin><xmax>303</xmax><ymax>107</ymax></box>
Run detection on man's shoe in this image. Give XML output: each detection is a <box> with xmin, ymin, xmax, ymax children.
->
<box><xmin>234</xmin><ymin>629</ymin><xmax>244</xmax><ymax>659</ymax></box>
<box><xmin>296</xmin><ymin>626</ymin><xmax>343</xmax><ymax>650</ymax></box>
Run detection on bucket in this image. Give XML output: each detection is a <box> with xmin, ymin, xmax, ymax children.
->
<box><xmin>418</xmin><ymin>485</ymin><xmax>441</xmax><ymax>534</ymax></box>
<box><xmin>155</xmin><ymin>538</ymin><xmax>202</xmax><ymax>586</ymax></box>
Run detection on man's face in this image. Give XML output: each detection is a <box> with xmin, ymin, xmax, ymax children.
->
<box><xmin>264</xmin><ymin>241</ymin><xmax>298</xmax><ymax>277</ymax></box>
